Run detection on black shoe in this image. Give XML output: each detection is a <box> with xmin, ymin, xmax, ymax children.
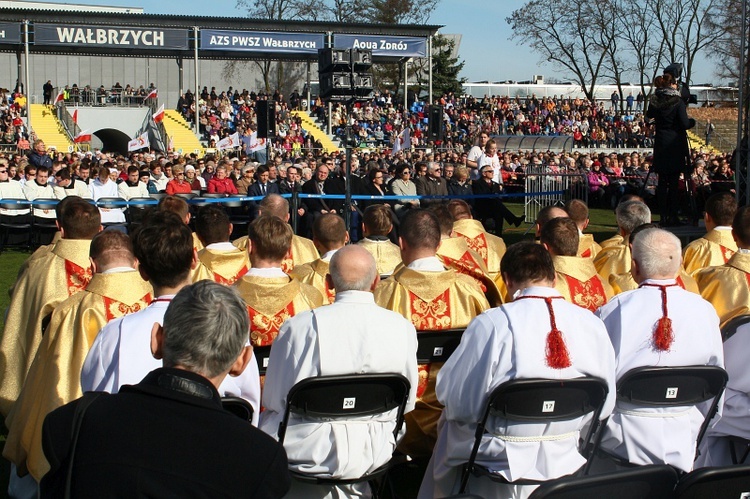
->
<box><xmin>513</xmin><ymin>215</ymin><xmax>524</xmax><ymax>227</ymax></box>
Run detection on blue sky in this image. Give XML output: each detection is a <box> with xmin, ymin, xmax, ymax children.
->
<box><xmin>38</xmin><ymin>0</ymin><xmax>716</xmax><ymax>84</ymax></box>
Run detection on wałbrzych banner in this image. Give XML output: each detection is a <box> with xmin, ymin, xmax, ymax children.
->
<box><xmin>34</xmin><ymin>24</ymin><xmax>189</xmax><ymax>50</ymax></box>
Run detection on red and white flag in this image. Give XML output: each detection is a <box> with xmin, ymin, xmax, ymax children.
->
<box><xmin>128</xmin><ymin>132</ymin><xmax>150</xmax><ymax>152</ymax></box>
<box><xmin>72</xmin><ymin>109</ymin><xmax>78</xmax><ymax>124</ymax></box>
<box><xmin>73</xmin><ymin>129</ymin><xmax>91</xmax><ymax>143</ymax></box>
<box><xmin>247</xmin><ymin>132</ymin><xmax>266</xmax><ymax>152</ymax></box>
<box><xmin>152</xmin><ymin>104</ymin><xmax>165</xmax><ymax>124</ymax></box>
<box><xmin>217</xmin><ymin>132</ymin><xmax>240</xmax><ymax>151</ymax></box>
<box><xmin>145</xmin><ymin>88</ymin><xmax>158</xmax><ymax>100</ymax></box>
<box><xmin>54</xmin><ymin>90</ymin><xmax>65</xmax><ymax>105</ymax></box>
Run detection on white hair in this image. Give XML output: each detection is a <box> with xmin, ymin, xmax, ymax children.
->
<box><xmin>632</xmin><ymin>228</ymin><xmax>681</xmax><ymax>279</ymax></box>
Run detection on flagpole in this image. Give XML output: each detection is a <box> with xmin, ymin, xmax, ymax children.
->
<box><xmin>23</xmin><ymin>20</ymin><xmax>30</xmax><ymax>130</ymax></box>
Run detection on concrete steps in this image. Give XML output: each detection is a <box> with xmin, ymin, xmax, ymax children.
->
<box><xmin>29</xmin><ymin>104</ymin><xmax>73</xmax><ymax>151</ymax></box>
<box><xmin>163</xmin><ymin>110</ymin><xmax>204</xmax><ymax>156</ymax></box>
<box><xmin>291</xmin><ymin>110</ymin><xmax>342</xmax><ymax>153</ymax></box>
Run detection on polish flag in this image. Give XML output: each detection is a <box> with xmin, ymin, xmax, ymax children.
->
<box><xmin>72</xmin><ymin>109</ymin><xmax>78</xmax><ymax>124</ymax></box>
<box><xmin>145</xmin><ymin>88</ymin><xmax>158</xmax><ymax>100</ymax></box>
<box><xmin>73</xmin><ymin>129</ymin><xmax>91</xmax><ymax>143</ymax></box>
<box><xmin>54</xmin><ymin>90</ymin><xmax>65</xmax><ymax>105</ymax></box>
<box><xmin>152</xmin><ymin>104</ymin><xmax>165</xmax><ymax>124</ymax></box>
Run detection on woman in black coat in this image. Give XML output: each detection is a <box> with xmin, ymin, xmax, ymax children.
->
<box><xmin>646</xmin><ymin>72</ymin><xmax>695</xmax><ymax>225</ymax></box>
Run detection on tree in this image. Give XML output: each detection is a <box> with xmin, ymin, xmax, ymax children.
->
<box><xmin>414</xmin><ymin>35</ymin><xmax>466</xmax><ymax>99</ymax></box>
<box><xmin>506</xmin><ymin>1</ymin><xmax>610</xmax><ymax>101</ymax></box>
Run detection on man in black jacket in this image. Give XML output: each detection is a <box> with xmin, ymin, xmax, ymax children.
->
<box><xmin>41</xmin><ymin>281</ymin><xmax>291</xmax><ymax>498</ymax></box>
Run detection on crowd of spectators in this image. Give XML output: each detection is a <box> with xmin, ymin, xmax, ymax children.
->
<box><xmin>59</xmin><ymin>82</ymin><xmax>156</xmax><ymax>106</ymax></box>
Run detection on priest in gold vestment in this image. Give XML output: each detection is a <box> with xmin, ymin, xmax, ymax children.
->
<box><xmin>431</xmin><ymin>204</ymin><xmax>502</xmax><ymax>307</ymax></box>
<box><xmin>605</xmin><ymin>223</ymin><xmax>699</xmax><ymax>295</ymax></box>
<box><xmin>357</xmin><ymin>204</ymin><xmax>402</xmax><ymax>277</ymax></box>
<box><xmin>155</xmin><ymin>195</ymin><xmax>204</xmax><ymax>251</ymax></box>
<box><xmin>683</xmin><ymin>192</ymin><xmax>738</xmax><ymax>276</ymax></box>
<box><xmin>233</xmin><ymin>194</ymin><xmax>318</xmax><ymax>273</ymax></box>
<box><xmin>593</xmin><ymin>200</ymin><xmax>651</xmax><ymax>282</ymax></box>
<box><xmin>3</xmin><ymin>230</ymin><xmax>153</xmax><ymax>482</ymax></box>
<box><xmin>290</xmin><ymin>213</ymin><xmax>348</xmax><ymax>305</ymax></box>
<box><xmin>541</xmin><ymin>217</ymin><xmax>613</xmax><ymax>311</ymax></box>
<box><xmin>695</xmin><ymin>206</ymin><xmax>750</xmax><ymax>328</ymax></box>
<box><xmin>190</xmin><ymin>205</ymin><xmax>249</xmax><ymax>285</ymax></box>
<box><xmin>565</xmin><ymin>199</ymin><xmax>602</xmax><ymax>258</ymax></box>
<box><xmin>373</xmin><ymin>210</ymin><xmax>489</xmax><ymax>459</ymax></box>
<box><xmin>0</xmin><ymin>199</ymin><xmax>101</xmax><ymax>417</ymax></box>
<box><xmin>448</xmin><ymin>199</ymin><xmax>506</xmax><ymax>280</ymax></box>
<box><xmin>234</xmin><ymin>215</ymin><xmax>323</xmax><ymax>348</ymax></box>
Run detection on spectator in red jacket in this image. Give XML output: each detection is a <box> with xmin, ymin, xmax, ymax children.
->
<box><xmin>166</xmin><ymin>165</ymin><xmax>193</xmax><ymax>195</ymax></box>
<box><xmin>207</xmin><ymin>165</ymin><xmax>238</xmax><ymax>195</ymax></box>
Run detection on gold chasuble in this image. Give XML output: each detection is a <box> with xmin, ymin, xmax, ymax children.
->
<box><xmin>695</xmin><ymin>251</ymin><xmax>750</xmax><ymax>328</ymax></box>
<box><xmin>191</xmin><ymin>248</ymin><xmax>250</xmax><ymax>285</ymax></box>
<box><xmin>683</xmin><ymin>229</ymin><xmax>737</xmax><ymax>276</ymax></box>
<box><xmin>593</xmin><ymin>243</ymin><xmax>631</xmax><ymax>282</ymax></box>
<box><xmin>609</xmin><ymin>268</ymin><xmax>699</xmax><ymax>295</ymax></box>
<box><xmin>452</xmin><ymin>218</ymin><xmax>507</xmax><ymax>279</ymax></box>
<box><xmin>191</xmin><ymin>231</ymin><xmax>205</xmax><ymax>252</ymax></box>
<box><xmin>552</xmin><ymin>255</ymin><xmax>613</xmax><ymax>311</ymax></box>
<box><xmin>8</xmin><ymin>233</ymin><xmax>61</xmax><ymax>297</ymax></box>
<box><xmin>234</xmin><ymin>275</ymin><xmax>323</xmax><ymax>347</ymax></box>
<box><xmin>0</xmin><ymin>238</ymin><xmax>92</xmax><ymax>417</ymax></box>
<box><xmin>3</xmin><ymin>271</ymin><xmax>153</xmax><ymax>480</ymax></box>
<box><xmin>578</xmin><ymin>233</ymin><xmax>603</xmax><ymax>259</ymax></box>
<box><xmin>358</xmin><ymin>237</ymin><xmax>402</xmax><ymax>277</ymax></box>
<box><xmin>235</xmin><ymin>234</ymin><xmax>319</xmax><ymax>273</ymax></box>
<box><xmin>374</xmin><ymin>267</ymin><xmax>489</xmax><ymax>458</ymax></box>
<box><xmin>289</xmin><ymin>259</ymin><xmax>335</xmax><ymax>305</ymax></box>
<box><xmin>437</xmin><ymin>237</ymin><xmax>503</xmax><ymax>307</ymax></box>
<box><xmin>599</xmin><ymin>233</ymin><xmax>624</xmax><ymax>249</ymax></box>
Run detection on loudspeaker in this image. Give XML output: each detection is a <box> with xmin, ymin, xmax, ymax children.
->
<box><xmin>427</xmin><ymin>105</ymin><xmax>443</xmax><ymax>141</ymax></box>
<box><xmin>257</xmin><ymin>100</ymin><xmax>275</xmax><ymax>139</ymax></box>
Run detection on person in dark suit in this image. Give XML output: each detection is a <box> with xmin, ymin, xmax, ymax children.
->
<box><xmin>301</xmin><ymin>163</ymin><xmax>335</xmax><ymax>237</ymax></box>
<box><xmin>279</xmin><ymin>164</ymin><xmax>307</xmax><ymax>234</ymax></box>
<box><xmin>472</xmin><ymin>165</ymin><xmax>523</xmax><ymax>234</ymax></box>
<box><xmin>41</xmin><ymin>281</ymin><xmax>291</xmax><ymax>499</ymax></box>
<box><xmin>248</xmin><ymin>165</ymin><xmax>280</xmax><ymax>198</ymax></box>
<box><xmin>647</xmin><ymin>71</ymin><xmax>695</xmax><ymax>226</ymax></box>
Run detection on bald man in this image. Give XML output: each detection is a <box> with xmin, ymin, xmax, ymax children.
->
<box><xmin>595</xmin><ymin>228</ymin><xmax>724</xmax><ymax>473</ymax></box>
<box><xmin>260</xmin><ymin>245</ymin><xmax>418</xmax><ymax>498</ymax></box>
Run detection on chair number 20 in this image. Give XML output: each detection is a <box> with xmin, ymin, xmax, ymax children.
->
<box><xmin>343</xmin><ymin>397</ymin><xmax>356</xmax><ymax>409</ymax></box>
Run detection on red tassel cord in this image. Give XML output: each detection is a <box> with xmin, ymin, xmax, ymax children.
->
<box><xmin>640</xmin><ymin>283</ymin><xmax>677</xmax><ymax>352</ymax></box>
<box><xmin>516</xmin><ymin>295</ymin><xmax>571</xmax><ymax>369</ymax></box>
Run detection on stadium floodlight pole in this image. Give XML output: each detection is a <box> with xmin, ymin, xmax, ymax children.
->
<box><xmin>428</xmin><ymin>35</ymin><xmax>433</xmax><ymax>105</ymax></box>
<box><xmin>737</xmin><ymin>0</ymin><xmax>748</xmax><ymax>204</ymax></box>
<box><xmin>24</xmin><ymin>20</ymin><xmax>30</xmax><ymax>129</ymax></box>
<box><xmin>194</xmin><ymin>26</ymin><xmax>200</xmax><ymax>136</ymax></box>
<box><xmin>306</xmin><ymin>59</ymin><xmax>311</xmax><ymax>111</ymax></box>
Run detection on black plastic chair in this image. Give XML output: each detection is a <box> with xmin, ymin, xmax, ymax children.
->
<box><xmin>720</xmin><ymin>314</ymin><xmax>750</xmax><ymax>342</ymax></box>
<box><xmin>149</xmin><ymin>192</ymin><xmax>166</xmax><ymax>201</ymax></box>
<box><xmin>459</xmin><ymin>377</ymin><xmax>609</xmax><ymax>493</ymax></box>
<box><xmin>254</xmin><ymin>345</ymin><xmax>272</xmax><ymax>376</ymax></box>
<box><xmin>277</xmin><ymin>373</ymin><xmax>411</xmax><ymax>494</ymax></box>
<box><xmin>221</xmin><ymin>396</ymin><xmax>254</xmax><ymax>423</ymax></box>
<box><xmin>595</xmin><ymin>365</ymin><xmax>728</xmax><ymax>468</ymax></box>
<box><xmin>175</xmin><ymin>192</ymin><xmax>198</xmax><ymax>200</ymax></box>
<box><xmin>95</xmin><ymin>197</ymin><xmax>129</xmax><ymax>230</ymax></box>
<box><xmin>528</xmin><ymin>464</ymin><xmax>679</xmax><ymax>499</ymax></box>
<box><xmin>416</xmin><ymin>328</ymin><xmax>465</xmax><ymax>364</ymax></box>
<box><xmin>676</xmin><ymin>464</ymin><xmax>750</xmax><ymax>498</ymax></box>
<box><xmin>0</xmin><ymin>199</ymin><xmax>32</xmax><ymax>252</ymax></box>
<box><xmin>126</xmin><ymin>197</ymin><xmax>155</xmax><ymax>230</ymax></box>
<box><xmin>30</xmin><ymin>198</ymin><xmax>59</xmax><ymax>248</ymax></box>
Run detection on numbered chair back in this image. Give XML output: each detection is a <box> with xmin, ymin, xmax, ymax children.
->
<box><xmin>254</xmin><ymin>345</ymin><xmax>272</xmax><ymax>376</ymax></box>
<box><xmin>615</xmin><ymin>366</ymin><xmax>728</xmax><ymax>452</ymax></box>
<box><xmin>416</xmin><ymin>328</ymin><xmax>465</xmax><ymax>364</ymax></box>
<box><xmin>460</xmin><ymin>377</ymin><xmax>609</xmax><ymax>493</ymax></box>
<box><xmin>277</xmin><ymin>373</ymin><xmax>411</xmax><ymax>445</ymax></box>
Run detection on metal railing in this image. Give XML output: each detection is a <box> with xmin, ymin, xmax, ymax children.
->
<box><xmin>524</xmin><ymin>170</ymin><xmax>588</xmax><ymax>223</ymax></box>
